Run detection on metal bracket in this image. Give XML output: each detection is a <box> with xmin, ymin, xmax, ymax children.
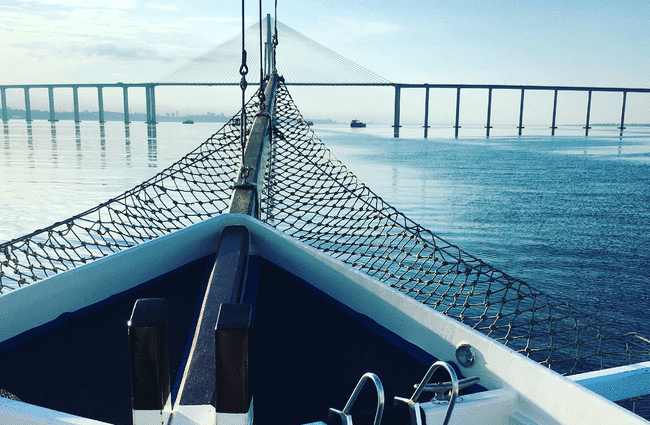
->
<box><xmin>418</xmin><ymin>376</ymin><xmax>480</xmax><ymax>401</ymax></box>
<box><xmin>232</xmin><ymin>183</ymin><xmax>257</xmax><ymax>191</ymax></box>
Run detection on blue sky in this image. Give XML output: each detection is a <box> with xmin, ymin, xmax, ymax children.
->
<box><xmin>1</xmin><ymin>0</ymin><xmax>649</xmax><ymax>124</ymax></box>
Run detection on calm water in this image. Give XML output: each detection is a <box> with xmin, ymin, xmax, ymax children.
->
<box><xmin>2</xmin><ymin>119</ymin><xmax>650</xmax><ymax>334</ymax></box>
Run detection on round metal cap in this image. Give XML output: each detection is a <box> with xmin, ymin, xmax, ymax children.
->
<box><xmin>455</xmin><ymin>344</ymin><xmax>476</xmax><ymax>368</ymax></box>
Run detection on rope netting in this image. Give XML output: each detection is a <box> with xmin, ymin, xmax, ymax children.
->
<box><xmin>0</xmin><ymin>96</ymin><xmax>259</xmax><ymax>290</ymax></box>
<box><xmin>1</xmin><ymin>80</ymin><xmax>650</xmax><ymax>414</ymax></box>
<box><xmin>265</xmin><ymin>82</ymin><xmax>650</xmax><ymax>375</ymax></box>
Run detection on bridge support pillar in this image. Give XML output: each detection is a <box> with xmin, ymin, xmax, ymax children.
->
<box><xmin>486</xmin><ymin>88</ymin><xmax>493</xmax><ymax>137</ymax></box>
<box><xmin>619</xmin><ymin>91</ymin><xmax>627</xmax><ymax>137</ymax></box>
<box><xmin>551</xmin><ymin>89</ymin><xmax>558</xmax><ymax>136</ymax></box>
<box><xmin>24</xmin><ymin>88</ymin><xmax>31</xmax><ymax>122</ymax></box>
<box><xmin>48</xmin><ymin>86</ymin><xmax>56</xmax><ymax>122</ymax></box>
<box><xmin>584</xmin><ymin>90</ymin><xmax>592</xmax><ymax>136</ymax></box>
<box><xmin>393</xmin><ymin>85</ymin><xmax>401</xmax><ymax>138</ymax></box>
<box><xmin>146</xmin><ymin>85</ymin><xmax>157</xmax><ymax>124</ymax></box>
<box><xmin>454</xmin><ymin>88</ymin><xmax>461</xmax><ymax>138</ymax></box>
<box><xmin>123</xmin><ymin>86</ymin><xmax>130</xmax><ymax>124</ymax></box>
<box><xmin>517</xmin><ymin>88</ymin><xmax>525</xmax><ymax>136</ymax></box>
<box><xmin>97</xmin><ymin>86</ymin><xmax>105</xmax><ymax>123</ymax></box>
<box><xmin>423</xmin><ymin>85</ymin><xmax>430</xmax><ymax>138</ymax></box>
<box><xmin>1</xmin><ymin>87</ymin><xmax>7</xmax><ymax>122</ymax></box>
<box><xmin>73</xmin><ymin>86</ymin><xmax>80</xmax><ymax>123</ymax></box>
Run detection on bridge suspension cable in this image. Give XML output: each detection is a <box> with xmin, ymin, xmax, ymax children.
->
<box><xmin>156</xmin><ymin>18</ymin><xmax>392</xmax><ymax>85</ymax></box>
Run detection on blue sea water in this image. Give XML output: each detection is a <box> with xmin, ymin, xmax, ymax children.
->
<box><xmin>320</xmin><ymin>124</ymin><xmax>650</xmax><ymax>334</ymax></box>
<box><xmin>2</xmin><ymin>119</ymin><xmax>650</xmax><ymax>336</ymax></box>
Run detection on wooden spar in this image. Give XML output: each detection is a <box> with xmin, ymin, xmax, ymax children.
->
<box><xmin>228</xmin><ymin>73</ymin><xmax>278</xmax><ymax>217</ymax></box>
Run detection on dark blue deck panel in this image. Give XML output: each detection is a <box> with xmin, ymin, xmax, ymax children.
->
<box><xmin>249</xmin><ymin>259</ymin><xmax>436</xmax><ymax>425</ymax></box>
<box><xmin>0</xmin><ymin>253</ymin><xmax>479</xmax><ymax>425</ymax></box>
<box><xmin>0</xmin><ymin>255</ymin><xmax>213</xmax><ymax>425</ymax></box>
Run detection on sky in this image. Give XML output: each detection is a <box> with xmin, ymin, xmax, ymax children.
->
<box><xmin>1</xmin><ymin>0</ymin><xmax>650</xmax><ymax>125</ymax></box>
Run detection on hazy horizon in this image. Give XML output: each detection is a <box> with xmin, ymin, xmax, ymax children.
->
<box><xmin>2</xmin><ymin>1</ymin><xmax>650</xmax><ymax>124</ymax></box>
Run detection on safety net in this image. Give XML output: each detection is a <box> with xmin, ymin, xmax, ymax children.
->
<box><xmin>1</xmin><ymin>80</ymin><xmax>649</xmax><ymax>415</ymax></box>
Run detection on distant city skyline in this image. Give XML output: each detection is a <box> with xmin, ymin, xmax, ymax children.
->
<box><xmin>1</xmin><ymin>105</ymin><xmax>232</xmax><ymax>123</ymax></box>
<box><xmin>1</xmin><ymin>1</ymin><xmax>650</xmax><ymax>124</ymax></box>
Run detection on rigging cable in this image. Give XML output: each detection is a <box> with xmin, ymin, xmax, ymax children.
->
<box><xmin>258</xmin><ymin>0</ymin><xmax>266</xmax><ymax>108</ymax></box>
<box><xmin>239</xmin><ymin>0</ymin><xmax>249</xmax><ymax>154</ymax></box>
<box><xmin>273</xmin><ymin>0</ymin><xmax>278</xmax><ymax>73</ymax></box>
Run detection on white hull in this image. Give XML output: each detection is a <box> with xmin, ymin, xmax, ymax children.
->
<box><xmin>0</xmin><ymin>214</ymin><xmax>648</xmax><ymax>425</ymax></box>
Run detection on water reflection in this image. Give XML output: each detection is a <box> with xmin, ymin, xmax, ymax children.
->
<box><xmin>51</xmin><ymin>123</ymin><xmax>58</xmax><ymax>167</ymax></box>
<box><xmin>125</xmin><ymin>124</ymin><xmax>131</xmax><ymax>168</ymax></box>
<box><xmin>2</xmin><ymin>120</ymin><xmax>211</xmax><ymax>243</ymax></box>
<box><xmin>27</xmin><ymin>123</ymin><xmax>34</xmax><ymax>169</ymax></box>
<box><xmin>3</xmin><ymin>123</ymin><xmax>8</xmax><ymax>167</ymax></box>
<box><xmin>100</xmin><ymin>124</ymin><xmax>106</xmax><ymax>169</ymax></box>
<box><xmin>0</xmin><ymin>121</ymin><xmax>174</xmax><ymax>173</ymax></box>
<box><xmin>147</xmin><ymin>123</ymin><xmax>157</xmax><ymax>168</ymax></box>
<box><xmin>76</xmin><ymin>124</ymin><xmax>82</xmax><ymax>169</ymax></box>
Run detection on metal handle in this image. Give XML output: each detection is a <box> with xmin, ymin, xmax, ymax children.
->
<box><xmin>395</xmin><ymin>361</ymin><xmax>459</xmax><ymax>425</ymax></box>
<box><xmin>329</xmin><ymin>372</ymin><xmax>385</xmax><ymax>425</ymax></box>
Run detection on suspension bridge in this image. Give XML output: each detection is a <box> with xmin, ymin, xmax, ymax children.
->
<box><xmin>1</xmin><ymin>16</ymin><xmax>649</xmax><ymax>138</ymax></box>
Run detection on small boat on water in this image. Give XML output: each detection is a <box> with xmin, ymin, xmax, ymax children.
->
<box><xmin>350</xmin><ymin>119</ymin><xmax>366</xmax><ymax>128</ymax></box>
<box><xmin>182</xmin><ymin>120</ymin><xmax>194</xmax><ymax>124</ymax></box>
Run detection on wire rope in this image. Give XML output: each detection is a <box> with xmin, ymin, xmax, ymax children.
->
<box><xmin>239</xmin><ymin>0</ymin><xmax>249</xmax><ymax>153</ymax></box>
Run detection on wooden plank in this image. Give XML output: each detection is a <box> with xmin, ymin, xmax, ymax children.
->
<box><xmin>176</xmin><ymin>225</ymin><xmax>250</xmax><ymax>407</ymax></box>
